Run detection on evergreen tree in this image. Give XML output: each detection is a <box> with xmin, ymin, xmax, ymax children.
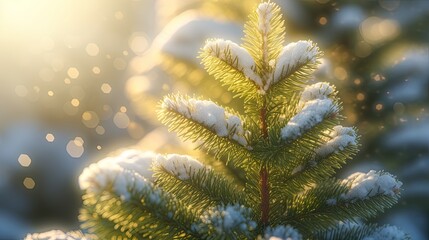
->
<box><xmin>75</xmin><ymin>2</ymin><xmax>407</xmax><ymax>239</ymax></box>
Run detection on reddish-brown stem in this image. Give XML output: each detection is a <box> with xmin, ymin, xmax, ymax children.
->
<box><xmin>260</xmin><ymin>106</ymin><xmax>268</xmax><ymax>139</ymax></box>
<box><xmin>260</xmin><ymin>166</ymin><xmax>269</xmax><ymax>225</ymax></box>
<box><xmin>259</xmin><ymin>100</ymin><xmax>270</xmax><ymax>226</ymax></box>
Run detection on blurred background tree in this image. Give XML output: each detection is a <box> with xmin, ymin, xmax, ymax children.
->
<box><xmin>0</xmin><ymin>0</ymin><xmax>428</xmax><ymax>239</ymax></box>
<box><xmin>276</xmin><ymin>1</ymin><xmax>429</xmax><ymax>239</ymax></box>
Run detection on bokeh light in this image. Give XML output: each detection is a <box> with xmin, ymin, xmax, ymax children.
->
<box><xmin>18</xmin><ymin>154</ymin><xmax>32</xmax><ymax>167</ymax></box>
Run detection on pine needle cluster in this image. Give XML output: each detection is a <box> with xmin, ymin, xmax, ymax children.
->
<box><xmin>78</xmin><ymin>2</ymin><xmax>407</xmax><ymax>239</ymax></box>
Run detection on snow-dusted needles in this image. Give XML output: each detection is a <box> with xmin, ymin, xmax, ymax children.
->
<box><xmin>154</xmin><ymin>154</ymin><xmax>206</xmax><ymax>180</ymax></box>
<box><xmin>204</xmin><ymin>39</ymin><xmax>263</xmax><ymax>89</ymax></box>
<box><xmin>161</xmin><ymin>94</ymin><xmax>249</xmax><ymax>148</ymax></box>
<box><xmin>79</xmin><ymin>150</ymin><xmax>209</xmax><ymax>200</ymax></box>
<box><xmin>202</xmin><ymin>38</ymin><xmax>319</xmax><ymax>93</ymax></box>
<box><xmin>281</xmin><ymin>82</ymin><xmax>337</xmax><ymax>141</ymax></box>
<box><xmin>201</xmin><ymin>3</ymin><xmax>319</xmax><ymax>94</ymax></box>
<box><xmin>341</xmin><ymin>170</ymin><xmax>402</xmax><ymax>201</ymax></box>
<box><xmin>315</xmin><ymin>126</ymin><xmax>357</xmax><ymax>157</ymax></box>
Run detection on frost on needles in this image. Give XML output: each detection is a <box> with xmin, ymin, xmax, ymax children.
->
<box><xmin>77</xmin><ymin>1</ymin><xmax>408</xmax><ymax>239</ymax></box>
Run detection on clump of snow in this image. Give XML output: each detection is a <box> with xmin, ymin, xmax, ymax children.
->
<box><xmin>79</xmin><ymin>150</ymin><xmax>158</xmax><ymax>201</ymax></box>
<box><xmin>281</xmin><ymin>99</ymin><xmax>335</xmax><ymax>141</ymax></box>
<box><xmin>271</xmin><ymin>41</ymin><xmax>319</xmax><ymax>88</ymax></box>
<box><xmin>315</xmin><ymin>126</ymin><xmax>357</xmax><ymax>157</ymax></box>
<box><xmin>25</xmin><ymin>230</ymin><xmax>88</xmax><ymax>240</ymax></box>
<box><xmin>262</xmin><ymin>225</ymin><xmax>302</xmax><ymax>240</ymax></box>
<box><xmin>257</xmin><ymin>2</ymin><xmax>275</xmax><ymax>34</ymax></box>
<box><xmin>203</xmin><ymin>39</ymin><xmax>263</xmax><ymax>89</ymax></box>
<box><xmin>299</xmin><ymin>82</ymin><xmax>335</xmax><ymax>106</ymax></box>
<box><xmin>162</xmin><ymin>96</ymin><xmax>249</xmax><ymax>147</ymax></box>
<box><xmin>154</xmin><ymin>154</ymin><xmax>205</xmax><ymax>180</ymax></box>
<box><xmin>341</xmin><ymin>170</ymin><xmax>402</xmax><ymax>202</ymax></box>
<box><xmin>194</xmin><ymin>204</ymin><xmax>257</xmax><ymax>236</ymax></box>
<box><xmin>363</xmin><ymin>225</ymin><xmax>407</xmax><ymax>240</ymax></box>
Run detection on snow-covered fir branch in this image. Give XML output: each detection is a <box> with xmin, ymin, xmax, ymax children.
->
<box><xmin>162</xmin><ymin>95</ymin><xmax>249</xmax><ymax>147</ymax></box>
<box><xmin>154</xmin><ymin>154</ymin><xmax>206</xmax><ymax>180</ymax></box>
<box><xmin>341</xmin><ymin>170</ymin><xmax>402</xmax><ymax>202</ymax></box>
<box><xmin>315</xmin><ymin>126</ymin><xmax>357</xmax><ymax>157</ymax></box>
<box><xmin>271</xmin><ymin>41</ymin><xmax>319</xmax><ymax>89</ymax></box>
<box><xmin>281</xmin><ymin>98</ymin><xmax>337</xmax><ymax>141</ymax></box>
<box><xmin>204</xmin><ymin>39</ymin><xmax>263</xmax><ymax>89</ymax></box>
<box><xmin>280</xmin><ymin>81</ymin><xmax>338</xmax><ymax>141</ymax></box>
<box><xmin>192</xmin><ymin>204</ymin><xmax>257</xmax><ymax>238</ymax></box>
<box><xmin>257</xmin><ymin>2</ymin><xmax>274</xmax><ymax>34</ymax></box>
<box><xmin>79</xmin><ymin>150</ymin><xmax>159</xmax><ymax>201</ymax></box>
<box><xmin>299</xmin><ymin>82</ymin><xmax>335</xmax><ymax>106</ymax></box>
<box><xmin>261</xmin><ymin>225</ymin><xmax>302</xmax><ymax>240</ymax></box>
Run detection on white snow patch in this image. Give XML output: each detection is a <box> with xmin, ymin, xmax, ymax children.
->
<box><xmin>257</xmin><ymin>2</ymin><xmax>275</xmax><ymax>34</ymax></box>
<box><xmin>204</xmin><ymin>39</ymin><xmax>262</xmax><ymax>89</ymax></box>
<box><xmin>341</xmin><ymin>170</ymin><xmax>402</xmax><ymax>202</ymax></box>
<box><xmin>271</xmin><ymin>41</ymin><xmax>318</xmax><ymax>88</ymax></box>
<box><xmin>154</xmin><ymin>154</ymin><xmax>205</xmax><ymax>180</ymax></box>
<box><xmin>162</xmin><ymin>96</ymin><xmax>249</xmax><ymax>147</ymax></box>
<box><xmin>281</xmin><ymin>99</ymin><xmax>335</xmax><ymax>141</ymax></box>
<box><xmin>263</xmin><ymin>225</ymin><xmax>302</xmax><ymax>240</ymax></box>
<box><xmin>299</xmin><ymin>82</ymin><xmax>335</xmax><ymax>106</ymax></box>
<box><xmin>196</xmin><ymin>204</ymin><xmax>257</xmax><ymax>235</ymax></box>
<box><xmin>79</xmin><ymin>150</ymin><xmax>157</xmax><ymax>201</ymax></box>
<box><xmin>363</xmin><ymin>225</ymin><xmax>407</xmax><ymax>240</ymax></box>
<box><xmin>315</xmin><ymin>126</ymin><xmax>357</xmax><ymax>157</ymax></box>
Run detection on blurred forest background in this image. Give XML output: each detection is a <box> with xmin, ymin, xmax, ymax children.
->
<box><xmin>0</xmin><ymin>0</ymin><xmax>427</xmax><ymax>239</ymax></box>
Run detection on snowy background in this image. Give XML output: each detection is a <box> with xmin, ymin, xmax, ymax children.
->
<box><xmin>0</xmin><ymin>0</ymin><xmax>427</xmax><ymax>239</ymax></box>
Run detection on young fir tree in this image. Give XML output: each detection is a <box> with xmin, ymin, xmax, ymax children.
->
<box><xmin>77</xmin><ymin>2</ymin><xmax>407</xmax><ymax>239</ymax></box>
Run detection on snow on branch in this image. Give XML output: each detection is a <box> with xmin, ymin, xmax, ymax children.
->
<box><xmin>154</xmin><ymin>154</ymin><xmax>206</xmax><ymax>180</ymax></box>
<box><xmin>299</xmin><ymin>82</ymin><xmax>335</xmax><ymax>106</ymax></box>
<box><xmin>79</xmin><ymin>150</ymin><xmax>159</xmax><ymax>201</ymax></box>
<box><xmin>162</xmin><ymin>95</ymin><xmax>249</xmax><ymax>147</ymax></box>
<box><xmin>262</xmin><ymin>225</ymin><xmax>302</xmax><ymax>240</ymax></box>
<box><xmin>315</xmin><ymin>126</ymin><xmax>357</xmax><ymax>157</ymax></box>
<box><xmin>203</xmin><ymin>39</ymin><xmax>263</xmax><ymax>89</ymax></box>
<box><xmin>281</xmin><ymin>99</ymin><xmax>336</xmax><ymax>141</ymax></box>
<box><xmin>281</xmin><ymin>82</ymin><xmax>338</xmax><ymax>141</ymax></box>
<box><xmin>257</xmin><ymin>2</ymin><xmax>275</xmax><ymax>34</ymax></box>
<box><xmin>271</xmin><ymin>41</ymin><xmax>319</xmax><ymax>88</ymax></box>
<box><xmin>192</xmin><ymin>204</ymin><xmax>257</xmax><ymax>237</ymax></box>
<box><xmin>341</xmin><ymin>170</ymin><xmax>402</xmax><ymax>202</ymax></box>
